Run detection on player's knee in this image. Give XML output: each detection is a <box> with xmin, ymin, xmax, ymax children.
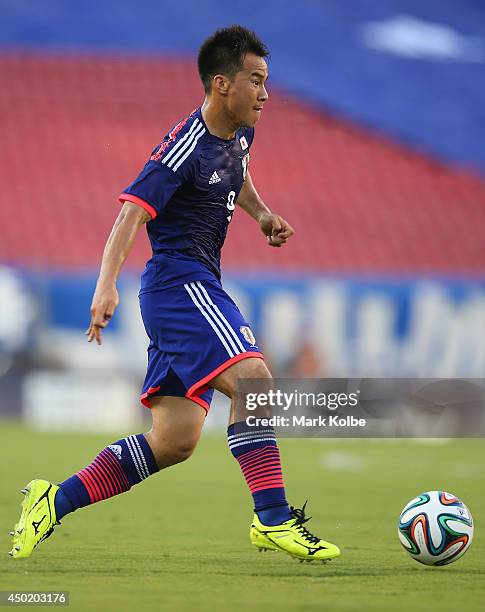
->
<box><xmin>166</xmin><ymin>438</ymin><xmax>198</xmax><ymax>464</ymax></box>
<box><xmin>146</xmin><ymin>430</ymin><xmax>199</xmax><ymax>468</ymax></box>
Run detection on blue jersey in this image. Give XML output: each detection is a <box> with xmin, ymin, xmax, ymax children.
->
<box><xmin>119</xmin><ymin>107</ymin><xmax>254</xmax><ymax>293</ymax></box>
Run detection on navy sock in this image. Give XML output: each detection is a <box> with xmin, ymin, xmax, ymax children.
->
<box><xmin>55</xmin><ymin>434</ymin><xmax>158</xmax><ymax>520</ymax></box>
<box><xmin>257</xmin><ymin>505</ymin><xmax>293</xmax><ymax>526</ymax></box>
<box><xmin>228</xmin><ymin>422</ymin><xmax>292</xmax><ymax>526</ymax></box>
<box><xmin>53</xmin><ymin>488</ymin><xmax>74</xmax><ymax>521</ymax></box>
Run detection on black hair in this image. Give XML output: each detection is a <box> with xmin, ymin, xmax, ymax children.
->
<box><xmin>197</xmin><ymin>25</ymin><xmax>269</xmax><ymax>94</ymax></box>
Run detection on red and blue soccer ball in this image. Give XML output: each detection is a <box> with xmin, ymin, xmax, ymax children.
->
<box><xmin>398</xmin><ymin>491</ymin><xmax>473</xmax><ymax>566</ymax></box>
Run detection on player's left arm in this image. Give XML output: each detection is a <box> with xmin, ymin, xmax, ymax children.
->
<box><xmin>237</xmin><ymin>171</ymin><xmax>294</xmax><ymax>248</ymax></box>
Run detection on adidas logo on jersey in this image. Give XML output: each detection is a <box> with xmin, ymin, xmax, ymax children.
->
<box><xmin>108</xmin><ymin>444</ymin><xmax>123</xmax><ymax>460</ymax></box>
<box><xmin>209</xmin><ymin>171</ymin><xmax>221</xmax><ymax>184</ymax></box>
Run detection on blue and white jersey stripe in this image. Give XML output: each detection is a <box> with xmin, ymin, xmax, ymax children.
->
<box><xmin>161</xmin><ymin>118</ymin><xmax>206</xmax><ymax>171</ymax></box>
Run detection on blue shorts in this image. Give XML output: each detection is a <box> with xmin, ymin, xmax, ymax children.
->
<box><xmin>139</xmin><ymin>279</ymin><xmax>264</xmax><ymax>414</ymax></box>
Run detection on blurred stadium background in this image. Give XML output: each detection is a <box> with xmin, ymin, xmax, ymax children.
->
<box><xmin>1</xmin><ymin>0</ymin><xmax>485</xmax><ymax>432</ymax></box>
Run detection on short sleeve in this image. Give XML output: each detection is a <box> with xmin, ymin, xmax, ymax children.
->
<box><xmin>119</xmin><ymin>160</ymin><xmax>186</xmax><ymax>220</ymax></box>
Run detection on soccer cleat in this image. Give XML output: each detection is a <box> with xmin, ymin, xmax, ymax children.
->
<box><xmin>9</xmin><ymin>479</ymin><xmax>60</xmax><ymax>559</ymax></box>
<box><xmin>250</xmin><ymin>502</ymin><xmax>341</xmax><ymax>562</ymax></box>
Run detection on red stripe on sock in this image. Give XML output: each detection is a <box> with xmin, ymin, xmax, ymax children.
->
<box><xmin>75</xmin><ymin>471</ymin><xmax>96</xmax><ymax>503</ymax></box>
<box><xmin>102</xmin><ymin>450</ymin><xmax>130</xmax><ymax>490</ymax></box>
<box><xmin>246</xmin><ymin>473</ymin><xmax>285</xmax><ymax>490</ymax></box>
<box><xmin>98</xmin><ymin>450</ymin><xmax>129</xmax><ymax>492</ymax></box>
<box><xmin>248</xmin><ymin>480</ymin><xmax>285</xmax><ymax>493</ymax></box>
<box><xmin>236</xmin><ymin>444</ymin><xmax>277</xmax><ymax>462</ymax></box>
<box><xmin>237</xmin><ymin>444</ymin><xmax>279</xmax><ymax>459</ymax></box>
<box><xmin>241</xmin><ymin>460</ymin><xmax>283</xmax><ymax>479</ymax></box>
<box><xmin>82</xmin><ymin>465</ymin><xmax>108</xmax><ymax>501</ymax></box>
<box><xmin>83</xmin><ymin>464</ymin><xmax>108</xmax><ymax>501</ymax></box>
<box><xmin>237</xmin><ymin>448</ymin><xmax>280</xmax><ymax>469</ymax></box>
<box><xmin>234</xmin><ymin>443</ymin><xmax>286</xmax><ymax>495</ymax></box>
<box><xmin>75</xmin><ymin>448</ymin><xmax>132</xmax><ymax>505</ymax></box>
<box><xmin>96</xmin><ymin>453</ymin><xmax>119</xmax><ymax>495</ymax></box>
<box><xmin>88</xmin><ymin>463</ymin><xmax>113</xmax><ymax>500</ymax></box>
<box><xmin>251</xmin><ymin>482</ymin><xmax>286</xmax><ymax>493</ymax></box>
<box><xmin>246</xmin><ymin>471</ymin><xmax>285</xmax><ymax>486</ymax></box>
<box><xmin>238</xmin><ymin>454</ymin><xmax>281</xmax><ymax>473</ymax></box>
<box><xmin>96</xmin><ymin>452</ymin><xmax>126</xmax><ymax>494</ymax></box>
<box><xmin>92</xmin><ymin>457</ymin><xmax>117</xmax><ymax>497</ymax></box>
<box><xmin>77</xmin><ymin>468</ymin><xmax>103</xmax><ymax>502</ymax></box>
<box><xmin>85</xmin><ymin>464</ymin><xmax>112</xmax><ymax>502</ymax></box>
<box><xmin>77</xmin><ymin>469</ymin><xmax>101</xmax><ymax>502</ymax></box>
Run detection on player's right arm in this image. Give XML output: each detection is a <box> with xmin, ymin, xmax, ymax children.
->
<box><xmin>86</xmin><ymin>202</ymin><xmax>150</xmax><ymax>345</ymax></box>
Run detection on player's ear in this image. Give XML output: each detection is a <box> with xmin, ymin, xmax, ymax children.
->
<box><xmin>213</xmin><ymin>74</ymin><xmax>230</xmax><ymax>96</ymax></box>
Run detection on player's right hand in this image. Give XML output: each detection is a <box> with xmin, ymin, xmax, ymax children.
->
<box><xmin>86</xmin><ymin>284</ymin><xmax>119</xmax><ymax>345</ymax></box>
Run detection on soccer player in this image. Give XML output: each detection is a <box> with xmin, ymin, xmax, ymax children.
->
<box><xmin>10</xmin><ymin>26</ymin><xmax>340</xmax><ymax>563</ymax></box>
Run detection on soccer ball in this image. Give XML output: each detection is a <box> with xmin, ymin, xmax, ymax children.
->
<box><xmin>398</xmin><ymin>491</ymin><xmax>473</xmax><ymax>566</ymax></box>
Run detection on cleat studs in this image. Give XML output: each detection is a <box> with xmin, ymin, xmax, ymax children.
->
<box><xmin>14</xmin><ymin>546</ymin><xmax>20</xmax><ymax>551</ymax></box>
<box><xmin>20</xmin><ymin>488</ymin><xmax>28</xmax><ymax>495</ymax></box>
<box><xmin>17</xmin><ymin>528</ymin><xmax>24</xmax><ymax>535</ymax></box>
<box><xmin>8</xmin><ymin>551</ymin><xmax>14</xmax><ymax>557</ymax></box>
<box><xmin>9</xmin><ymin>531</ymin><xmax>15</xmax><ymax>536</ymax></box>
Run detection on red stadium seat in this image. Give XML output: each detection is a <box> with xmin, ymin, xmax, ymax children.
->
<box><xmin>1</xmin><ymin>54</ymin><xmax>484</xmax><ymax>273</ymax></box>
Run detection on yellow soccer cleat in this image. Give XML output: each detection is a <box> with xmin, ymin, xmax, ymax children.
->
<box><xmin>250</xmin><ymin>502</ymin><xmax>341</xmax><ymax>563</ymax></box>
<box><xmin>9</xmin><ymin>479</ymin><xmax>60</xmax><ymax>559</ymax></box>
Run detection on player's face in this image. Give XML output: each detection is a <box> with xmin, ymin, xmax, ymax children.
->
<box><xmin>227</xmin><ymin>53</ymin><xmax>269</xmax><ymax>128</ymax></box>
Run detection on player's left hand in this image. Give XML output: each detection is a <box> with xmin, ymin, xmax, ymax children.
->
<box><xmin>259</xmin><ymin>213</ymin><xmax>295</xmax><ymax>247</ymax></box>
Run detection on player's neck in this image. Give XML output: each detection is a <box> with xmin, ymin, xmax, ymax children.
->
<box><xmin>201</xmin><ymin>99</ymin><xmax>238</xmax><ymax>140</ymax></box>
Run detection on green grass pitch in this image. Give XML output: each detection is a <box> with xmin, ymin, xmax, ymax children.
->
<box><xmin>0</xmin><ymin>421</ymin><xmax>484</xmax><ymax>611</ymax></box>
